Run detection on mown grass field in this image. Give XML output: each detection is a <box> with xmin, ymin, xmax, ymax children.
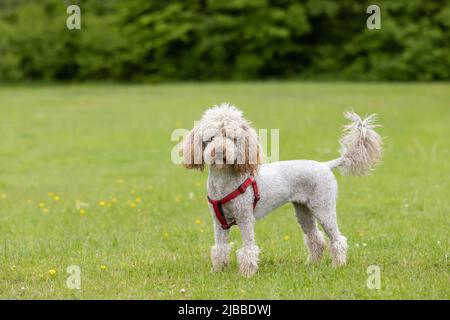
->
<box><xmin>0</xmin><ymin>83</ymin><xmax>448</xmax><ymax>299</ymax></box>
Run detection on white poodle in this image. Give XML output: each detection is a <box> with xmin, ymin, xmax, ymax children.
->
<box><xmin>181</xmin><ymin>104</ymin><xmax>382</xmax><ymax>277</ymax></box>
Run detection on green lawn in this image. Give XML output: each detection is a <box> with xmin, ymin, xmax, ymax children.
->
<box><xmin>0</xmin><ymin>83</ymin><xmax>448</xmax><ymax>299</ymax></box>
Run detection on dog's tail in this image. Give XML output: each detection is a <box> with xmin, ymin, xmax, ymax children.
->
<box><xmin>325</xmin><ymin>111</ymin><xmax>383</xmax><ymax>176</ymax></box>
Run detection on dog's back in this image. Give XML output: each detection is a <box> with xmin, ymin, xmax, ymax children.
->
<box><xmin>254</xmin><ymin>160</ymin><xmax>337</xmax><ymax>219</ymax></box>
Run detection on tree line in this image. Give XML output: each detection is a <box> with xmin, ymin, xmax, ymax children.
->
<box><xmin>0</xmin><ymin>0</ymin><xmax>449</xmax><ymax>82</ymax></box>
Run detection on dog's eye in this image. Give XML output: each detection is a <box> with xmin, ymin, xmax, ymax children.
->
<box><xmin>203</xmin><ymin>137</ymin><xmax>212</xmax><ymax>145</ymax></box>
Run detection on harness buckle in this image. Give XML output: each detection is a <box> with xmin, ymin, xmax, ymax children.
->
<box><xmin>238</xmin><ymin>184</ymin><xmax>246</xmax><ymax>193</ymax></box>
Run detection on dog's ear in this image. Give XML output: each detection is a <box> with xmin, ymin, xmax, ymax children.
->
<box><xmin>181</xmin><ymin>125</ymin><xmax>204</xmax><ymax>170</ymax></box>
<box><xmin>234</xmin><ymin>125</ymin><xmax>262</xmax><ymax>176</ymax></box>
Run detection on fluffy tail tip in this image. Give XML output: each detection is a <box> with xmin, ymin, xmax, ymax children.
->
<box><xmin>338</xmin><ymin>111</ymin><xmax>383</xmax><ymax>176</ymax></box>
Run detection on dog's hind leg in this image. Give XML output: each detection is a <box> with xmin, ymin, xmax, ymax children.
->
<box><xmin>293</xmin><ymin>203</ymin><xmax>326</xmax><ymax>264</ymax></box>
<box><xmin>312</xmin><ymin>206</ymin><xmax>347</xmax><ymax>267</ymax></box>
<box><xmin>211</xmin><ymin>220</ymin><xmax>231</xmax><ymax>272</ymax></box>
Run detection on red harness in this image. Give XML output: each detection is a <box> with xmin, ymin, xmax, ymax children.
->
<box><xmin>207</xmin><ymin>177</ymin><xmax>260</xmax><ymax>230</ymax></box>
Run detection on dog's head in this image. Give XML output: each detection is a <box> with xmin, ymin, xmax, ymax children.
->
<box><xmin>182</xmin><ymin>104</ymin><xmax>262</xmax><ymax>176</ymax></box>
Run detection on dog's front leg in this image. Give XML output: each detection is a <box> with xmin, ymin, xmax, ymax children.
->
<box><xmin>211</xmin><ymin>221</ymin><xmax>231</xmax><ymax>272</ymax></box>
<box><xmin>237</xmin><ymin>216</ymin><xmax>260</xmax><ymax>277</ymax></box>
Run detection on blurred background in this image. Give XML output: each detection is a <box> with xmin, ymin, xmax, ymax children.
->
<box><xmin>0</xmin><ymin>0</ymin><xmax>449</xmax><ymax>83</ymax></box>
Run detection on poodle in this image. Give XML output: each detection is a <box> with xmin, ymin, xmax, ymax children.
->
<box><xmin>181</xmin><ymin>104</ymin><xmax>382</xmax><ymax>277</ymax></box>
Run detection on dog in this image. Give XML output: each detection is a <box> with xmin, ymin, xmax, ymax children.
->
<box><xmin>181</xmin><ymin>104</ymin><xmax>382</xmax><ymax>277</ymax></box>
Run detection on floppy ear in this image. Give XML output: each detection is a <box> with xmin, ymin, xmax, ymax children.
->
<box><xmin>234</xmin><ymin>125</ymin><xmax>262</xmax><ymax>176</ymax></box>
<box><xmin>181</xmin><ymin>125</ymin><xmax>204</xmax><ymax>170</ymax></box>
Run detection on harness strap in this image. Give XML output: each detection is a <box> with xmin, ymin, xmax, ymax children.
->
<box><xmin>207</xmin><ymin>177</ymin><xmax>260</xmax><ymax>230</ymax></box>
<box><xmin>252</xmin><ymin>180</ymin><xmax>260</xmax><ymax>209</ymax></box>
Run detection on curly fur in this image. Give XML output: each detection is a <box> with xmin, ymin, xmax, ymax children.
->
<box><xmin>304</xmin><ymin>231</ymin><xmax>326</xmax><ymax>263</ymax></box>
<box><xmin>182</xmin><ymin>104</ymin><xmax>383</xmax><ymax>276</ymax></box>
<box><xmin>182</xmin><ymin>103</ymin><xmax>262</xmax><ymax>176</ymax></box>
<box><xmin>237</xmin><ymin>245</ymin><xmax>260</xmax><ymax>277</ymax></box>
<box><xmin>330</xmin><ymin>235</ymin><xmax>348</xmax><ymax>267</ymax></box>
<box><xmin>211</xmin><ymin>244</ymin><xmax>231</xmax><ymax>272</ymax></box>
<box><xmin>182</xmin><ymin>125</ymin><xmax>204</xmax><ymax>171</ymax></box>
<box><xmin>330</xmin><ymin>111</ymin><xmax>383</xmax><ymax>176</ymax></box>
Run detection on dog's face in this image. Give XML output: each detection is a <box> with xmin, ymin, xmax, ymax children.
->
<box><xmin>182</xmin><ymin>104</ymin><xmax>262</xmax><ymax>176</ymax></box>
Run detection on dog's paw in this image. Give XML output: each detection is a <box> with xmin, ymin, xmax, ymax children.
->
<box><xmin>331</xmin><ymin>235</ymin><xmax>347</xmax><ymax>267</ymax></box>
<box><xmin>306</xmin><ymin>251</ymin><xmax>324</xmax><ymax>265</ymax></box>
<box><xmin>304</xmin><ymin>231</ymin><xmax>326</xmax><ymax>264</ymax></box>
<box><xmin>211</xmin><ymin>244</ymin><xmax>231</xmax><ymax>272</ymax></box>
<box><xmin>211</xmin><ymin>260</ymin><xmax>228</xmax><ymax>272</ymax></box>
<box><xmin>239</xmin><ymin>262</ymin><xmax>258</xmax><ymax>277</ymax></box>
<box><xmin>237</xmin><ymin>245</ymin><xmax>260</xmax><ymax>277</ymax></box>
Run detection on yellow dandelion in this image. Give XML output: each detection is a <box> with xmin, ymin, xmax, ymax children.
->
<box><xmin>283</xmin><ymin>235</ymin><xmax>289</xmax><ymax>241</ymax></box>
<box><xmin>48</xmin><ymin>269</ymin><xmax>57</xmax><ymax>276</ymax></box>
<box><xmin>53</xmin><ymin>195</ymin><xmax>60</xmax><ymax>201</ymax></box>
<box><xmin>130</xmin><ymin>202</ymin><xmax>136</xmax><ymax>208</ymax></box>
<box><xmin>42</xmin><ymin>208</ymin><xmax>49</xmax><ymax>214</ymax></box>
<box><xmin>11</xmin><ymin>265</ymin><xmax>16</xmax><ymax>271</ymax></box>
<box><xmin>48</xmin><ymin>192</ymin><xmax>54</xmax><ymax>197</ymax></box>
<box><xmin>79</xmin><ymin>209</ymin><xmax>86</xmax><ymax>216</ymax></box>
<box><xmin>100</xmin><ymin>265</ymin><xmax>107</xmax><ymax>271</ymax></box>
<box><xmin>99</xmin><ymin>201</ymin><xmax>106</xmax><ymax>207</ymax></box>
<box><xmin>195</xmin><ymin>219</ymin><xmax>201</xmax><ymax>225</ymax></box>
<box><xmin>135</xmin><ymin>197</ymin><xmax>142</xmax><ymax>203</ymax></box>
<box><xmin>38</xmin><ymin>202</ymin><xmax>45</xmax><ymax>208</ymax></box>
<box><xmin>164</xmin><ymin>232</ymin><xmax>169</xmax><ymax>238</ymax></box>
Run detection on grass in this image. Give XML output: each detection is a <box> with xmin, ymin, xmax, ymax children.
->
<box><xmin>0</xmin><ymin>82</ymin><xmax>449</xmax><ymax>299</ymax></box>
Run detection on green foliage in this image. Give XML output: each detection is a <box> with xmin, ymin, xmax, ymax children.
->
<box><xmin>0</xmin><ymin>0</ymin><xmax>125</xmax><ymax>81</ymax></box>
<box><xmin>0</xmin><ymin>0</ymin><xmax>449</xmax><ymax>81</ymax></box>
